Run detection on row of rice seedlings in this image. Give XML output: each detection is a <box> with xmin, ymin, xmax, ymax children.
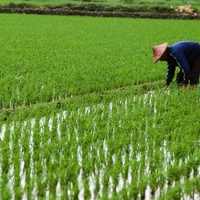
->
<box><xmin>1</xmin><ymin>14</ymin><xmax>200</xmax><ymax>108</ymax></box>
<box><xmin>0</xmin><ymin>89</ymin><xmax>200</xmax><ymax>199</ymax></box>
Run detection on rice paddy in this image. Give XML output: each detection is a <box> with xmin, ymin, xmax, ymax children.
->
<box><xmin>0</xmin><ymin>13</ymin><xmax>200</xmax><ymax>199</ymax></box>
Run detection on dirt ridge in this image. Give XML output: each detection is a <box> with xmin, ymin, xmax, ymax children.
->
<box><xmin>0</xmin><ymin>4</ymin><xmax>200</xmax><ymax>19</ymax></box>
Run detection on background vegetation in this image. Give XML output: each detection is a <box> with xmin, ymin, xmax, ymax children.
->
<box><xmin>0</xmin><ymin>0</ymin><xmax>200</xmax><ymax>5</ymax></box>
<box><xmin>0</xmin><ymin>14</ymin><xmax>199</xmax><ymax>118</ymax></box>
<box><xmin>1</xmin><ymin>0</ymin><xmax>200</xmax><ymax>10</ymax></box>
<box><xmin>0</xmin><ymin>1</ymin><xmax>200</xmax><ymax>198</ymax></box>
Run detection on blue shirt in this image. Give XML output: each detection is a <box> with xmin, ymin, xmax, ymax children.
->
<box><xmin>166</xmin><ymin>41</ymin><xmax>200</xmax><ymax>85</ymax></box>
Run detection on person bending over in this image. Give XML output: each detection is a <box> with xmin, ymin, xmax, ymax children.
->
<box><xmin>152</xmin><ymin>41</ymin><xmax>200</xmax><ymax>89</ymax></box>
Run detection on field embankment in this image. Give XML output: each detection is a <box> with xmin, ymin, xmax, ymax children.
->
<box><xmin>0</xmin><ymin>3</ymin><xmax>200</xmax><ymax>19</ymax></box>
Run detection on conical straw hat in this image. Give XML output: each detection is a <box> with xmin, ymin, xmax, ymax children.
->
<box><xmin>152</xmin><ymin>43</ymin><xmax>168</xmax><ymax>63</ymax></box>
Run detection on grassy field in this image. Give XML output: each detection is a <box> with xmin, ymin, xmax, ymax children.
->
<box><xmin>0</xmin><ymin>13</ymin><xmax>200</xmax><ymax>199</ymax></box>
<box><xmin>1</xmin><ymin>14</ymin><xmax>200</xmax><ymax>111</ymax></box>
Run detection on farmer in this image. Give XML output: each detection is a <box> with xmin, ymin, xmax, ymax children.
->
<box><xmin>152</xmin><ymin>41</ymin><xmax>200</xmax><ymax>89</ymax></box>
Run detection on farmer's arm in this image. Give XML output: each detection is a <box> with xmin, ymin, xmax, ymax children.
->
<box><xmin>171</xmin><ymin>51</ymin><xmax>190</xmax><ymax>85</ymax></box>
<box><xmin>166</xmin><ymin>63</ymin><xmax>176</xmax><ymax>86</ymax></box>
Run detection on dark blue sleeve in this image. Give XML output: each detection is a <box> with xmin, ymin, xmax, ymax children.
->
<box><xmin>166</xmin><ymin>62</ymin><xmax>176</xmax><ymax>85</ymax></box>
<box><xmin>171</xmin><ymin>50</ymin><xmax>190</xmax><ymax>84</ymax></box>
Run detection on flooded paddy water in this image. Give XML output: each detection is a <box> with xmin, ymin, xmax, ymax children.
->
<box><xmin>0</xmin><ymin>90</ymin><xmax>200</xmax><ymax>199</ymax></box>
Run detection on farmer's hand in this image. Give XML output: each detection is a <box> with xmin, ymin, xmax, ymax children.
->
<box><xmin>191</xmin><ymin>85</ymin><xmax>196</xmax><ymax>90</ymax></box>
<box><xmin>183</xmin><ymin>84</ymin><xmax>187</xmax><ymax>89</ymax></box>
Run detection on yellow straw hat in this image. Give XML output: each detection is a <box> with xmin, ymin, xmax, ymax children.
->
<box><xmin>152</xmin><ymin>42</ymin><xmax>168</xmax><ymax>63</ymax></box>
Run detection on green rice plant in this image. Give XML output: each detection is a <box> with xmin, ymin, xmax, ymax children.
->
<box><xmin>1</xmin><ymin>89</ymin><xmax>200</xmax><ymax>198</ymax></box>
<box><xmin>1</xmin><ymin>14</ymin><xmax>200</xmax><ymax>108</ymax></box>
<box><xmin>0</xmin><ymin>12</ymin><xmax>200</xmax><ymax>199</ymax></box>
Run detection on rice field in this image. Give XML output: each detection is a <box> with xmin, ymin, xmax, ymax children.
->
<box><xmin>0</xmin><ymin>13</ymin><xmax>200</xmax><ymax>199</ymax></box>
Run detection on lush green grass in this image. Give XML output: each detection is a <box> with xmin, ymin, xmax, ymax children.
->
<box><xmin>0</xmin><ymin>0</ymin><xmax>69</xmax><ymax>5</ymax></box>
<box><xmin>1</xmin><ymin>88</ymin><xmax>200</xmax><ymax>199</ymax></box>
<box><xmin>1</xmin><ymin>14</ymin><xmax>200</xmax><ymax>109</ymax></box>
<box><xmin>0</xmin><ymin>13</ymin><xmax>200</xmax><ymax>199</ymax></box>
